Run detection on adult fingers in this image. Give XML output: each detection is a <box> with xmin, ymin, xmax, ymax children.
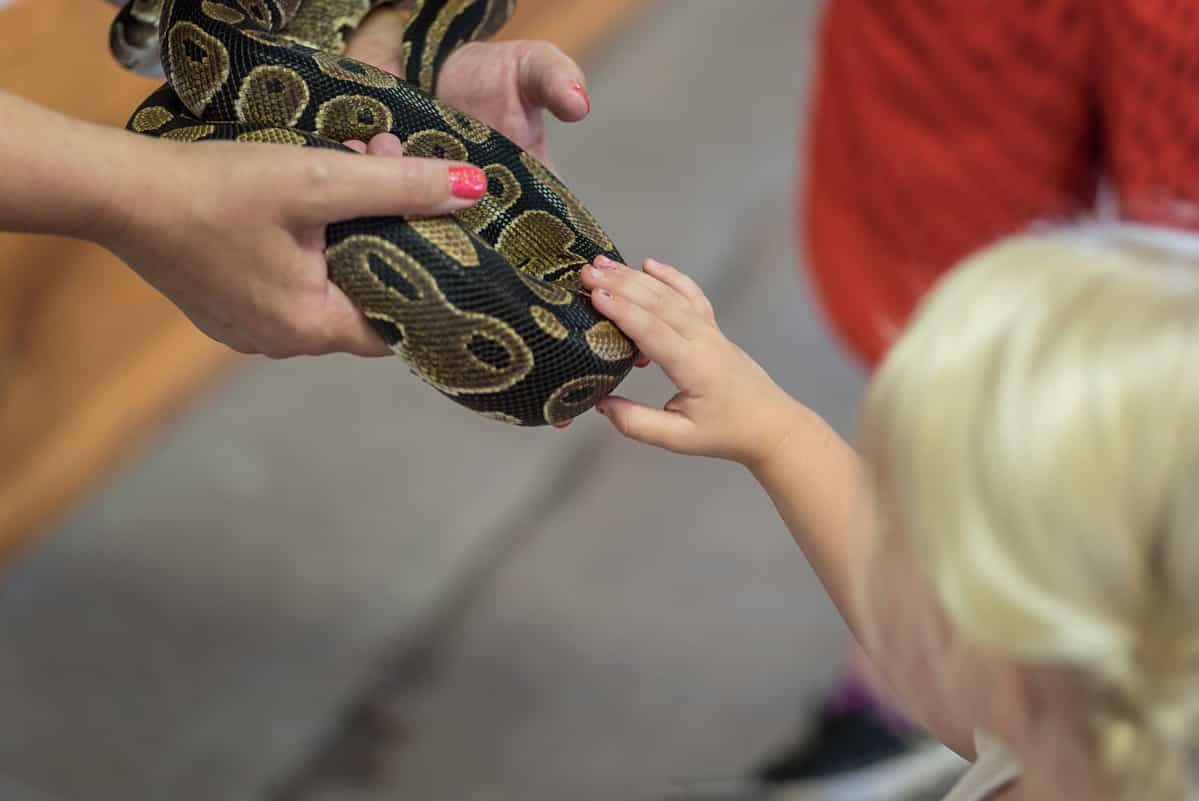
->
<box><xmin>516</xmin><ymin>40</ymin><xmax>590</xmax><ymax>121</ymax></box>
<box><xmin>364</xmin><ymin>131</ymin><xmax>404</xmax><ymax>157</ymax></box>
<box><xmin>301</xmin><ymin>285</ymin><xmax>393</xmax><ymax>357</ymax></box>
<box><xmin>286</xmin><ymin>150</ymin><xmax>487</xmax><ymax>224</ymax></box>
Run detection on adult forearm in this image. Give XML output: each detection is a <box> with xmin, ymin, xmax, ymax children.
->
<box><xmin>0</xmin><ymin>90</ymin><xmax>144</xmax><ymax>244</ymax></box>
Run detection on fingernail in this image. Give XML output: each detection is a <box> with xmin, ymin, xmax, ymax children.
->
<box><xmin>587</xmin><ymin>266</ymin><xmax>605</xmax><ymax>281</ymax></box>
<box><xmin>595</xmin><ymin>403</ymin><xmax>607</xmax><ymax>416</ymax></box>
<box><xmin>570</xmin><ymin>80</ymin><xmax>590</xmax><ymax>114</ymax></box>
<box><xmin>552</xmin><ymin>418</ymin><xmax>574</xmax><ymax>429</ymax></box>
<box><xmin>635</xmin><ymin>354</ymin><xmax>650</xmax><ymax>368</ymax></box>
<box><xmin>594</xmin><ymin>255</ymin><xmax>615</xmax><ymax>269</ymax></box>
<box><xmin>596</xmin><ymin>289</ymin><xmax>613</xmax><ymax>301</ymax></box>
<box><xmin>449</xmin><ymin>165</ymin><xmax>487</xmax><ymax>199</ymax></box>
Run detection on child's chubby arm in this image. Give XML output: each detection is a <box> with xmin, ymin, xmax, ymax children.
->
<box><xmin>581</xmin><ymin>257</ymin><xmax>980</xmax><ymax>760</ymax></box>
<box><xmin>581</xmin><ymin>255</ymin><xmax>867</xmax><ymax>635</ymax></box>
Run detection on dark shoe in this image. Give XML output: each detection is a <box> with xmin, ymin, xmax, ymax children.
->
<box><xmin>751</xmin><ymin>704</ymin><xmax>967</xmax><ymax>801</ymax></box>
<box><xmin>662</xmin><ymin>704</ymin><xmax>967</xmax><ymax>801</ymax></box>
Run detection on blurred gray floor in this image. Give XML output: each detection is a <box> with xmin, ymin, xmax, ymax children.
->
<box><xmin>0</xmin><ymin>2</ymin><xmax>868</xmax><ymax>800</ymax></box>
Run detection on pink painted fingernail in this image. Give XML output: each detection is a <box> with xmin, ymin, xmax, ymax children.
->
<box><xmin>587</xmin><ymin>266</ymin><xmax>604</xmax><ymax>281</ymax></box>
<box><xmin>594</xmin><ymin>255</ymin><xmax>615</xmax><ymax>269</ymax></box>
<box><xmin>571</xmin><ymin>80</ymin><xmax>590</xmax><ymax>113</ymax></box>
<box><xmin>552</xmin><ymin>418</ymin><xmax>574</xmax><ymax>429</ymax></box>
<box><xmin>449</xmin><ymin>165</ymin><xmax>487</xmax><ymax>199</ymax></box>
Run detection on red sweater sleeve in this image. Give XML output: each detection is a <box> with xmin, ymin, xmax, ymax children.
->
<box><xmin>799</xmin><ymin>0</ymin><xmax>1099</xmax><ymax>369</ymax></box>
<box><xmin>1095</xmin><ymin>2</ymin><xmax>1199</xmax><ymax>230</ymax></box>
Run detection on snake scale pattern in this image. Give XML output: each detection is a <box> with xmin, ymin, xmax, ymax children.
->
<box><xmin>108</xmin><ymin>0</ymin><xmax>635</xmax><ymax>426</ymax></box>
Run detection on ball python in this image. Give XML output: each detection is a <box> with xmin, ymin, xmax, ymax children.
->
<box><xmin>108</xmin><ymin>0</ymin><xmax>635</xmax><ymax>427</ymax></box>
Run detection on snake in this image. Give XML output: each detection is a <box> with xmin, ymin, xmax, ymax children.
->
<box><xmin>107</xmin><ymin>0</ymin><xmax>635</xmax><ymax>427</ymax></box>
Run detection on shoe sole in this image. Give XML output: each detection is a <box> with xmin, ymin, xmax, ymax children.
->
<box><xmin>765</xmin><ymin>740</ymin><xmax>969</xmax><ymax>801</ymax></box>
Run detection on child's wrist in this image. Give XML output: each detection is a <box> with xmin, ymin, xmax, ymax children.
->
<box><xmin>742</xmin><ymin>397</ymin><xmax>823</xmax><ymax>479</ymax></box>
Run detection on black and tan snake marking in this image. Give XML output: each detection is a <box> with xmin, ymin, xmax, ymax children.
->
<box><xmin>110</xmin><ymin>0</ymin><xmax>635</xmax><ymax>426</ymax></box>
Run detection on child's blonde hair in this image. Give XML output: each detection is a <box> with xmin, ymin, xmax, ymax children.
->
<box><xmin>858</xmin><ymin>224</ymin><xmax>1199</xmax><ymax>799</ymax></box>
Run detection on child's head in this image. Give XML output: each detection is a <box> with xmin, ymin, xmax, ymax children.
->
<box><xmin>856</xmin><ymin>224</ymin><xmax>1199</xmax><ymax>799</ymax></box>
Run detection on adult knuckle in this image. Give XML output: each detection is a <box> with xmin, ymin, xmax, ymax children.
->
<box><xmin>406</xmin><ymin>162</ymin><xmax>444</xmax><ymax>203</ymax></box>
<box><xmin>268</xmin><ymin>306</ymin><xmax>319</xmax><ymax>352</ymax></box>
<box><xmin>297</xmin><ymin>323</ymin><xmax>334</xmax><ymax>356</ymax></box>
<box><xmin>304</xmin><ymin>157</ymin><xmax>334</xmax><ymax>190</ymax></box>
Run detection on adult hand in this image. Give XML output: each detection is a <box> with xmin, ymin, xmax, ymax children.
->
<box><xmin>344</xmin><ymin>6</ymin><xmax>590</xmax><ymax>166</ymax></box>
<box><xmin>100</xmin><ymin>132</ymin><xmax>487</xmax><ymax>358</ymax></box>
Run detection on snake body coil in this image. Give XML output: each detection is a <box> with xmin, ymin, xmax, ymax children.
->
<box><xmin>110</xmin><ymin>0</ymin><xmax>634</xmax><ymax>426</ymax></box>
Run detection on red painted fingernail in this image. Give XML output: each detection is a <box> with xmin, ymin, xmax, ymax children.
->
<box><xmin>552</xmin><ymin>418</ymin><xmax>574</xmax><ymax>429</ymax></box>
<box><xmin>570</xmin><ymin>81</ymin><xmax>590</xmax><ymax>113</ymax></box>
<box><xmin>635</xmin><ymin>355</ymin><xmax>650</xmax><ymax>368</ymax></box>
<box><xmin>449</xmin><ymin>166</ymin><xmax>487</xmax><ymax>199</ymax></box>
<box><xmin>596</xmin><ymin>404</ymin><xmax>607</xmax><ymax>416</ymax></box>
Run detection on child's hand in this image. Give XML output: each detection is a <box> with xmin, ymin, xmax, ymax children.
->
<box><xmin>581</xmin><ymin>257</ymin><xmax>809</xmax><ymax>469</ymax></box>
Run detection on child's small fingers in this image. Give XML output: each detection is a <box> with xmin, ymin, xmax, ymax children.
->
<box><xmin>644</xmin><ymin>259</ymin><xmax>715</xmax><ymax>322</ymax></box>
<box><xmin>589</xmin><ymin>286</ymin><xmax>689</xmax><ymax>369</ymax></box>
<box><xmin>586</xmin><ymin>257</ymin><xmax>703</xmax><ymax>337</ymax></box>
<box><xmin>597</xmin><ymin>396</ymin><xmax>695</xmax><ymax>451</ymax></box>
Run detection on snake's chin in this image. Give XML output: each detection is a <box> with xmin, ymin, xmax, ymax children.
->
<box><xmin>109</xmin><ymin>22</ymin><xmax>164</xmax><ymax>78</ymax></box>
